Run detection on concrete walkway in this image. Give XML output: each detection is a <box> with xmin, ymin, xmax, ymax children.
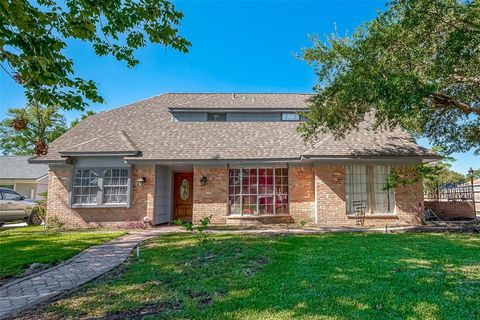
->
<box><xmin>0</xmin><ymin>227</ymin><xmax>181</xmax><ymax>320</ymax></box>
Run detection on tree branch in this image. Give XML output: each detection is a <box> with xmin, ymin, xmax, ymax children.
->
<box><xmin>451</xmin><ymin>75</ymin><xmax>480</xmax><ymax>84</ymax></box>
<box><xmin>431</xmin><ymin>93</ymin><xmax>480</xmax><ymax>116</ymax></box>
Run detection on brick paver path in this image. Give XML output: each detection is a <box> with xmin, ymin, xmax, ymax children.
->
<box><xmin>0</xmin><ymin>227</ymin><xmax>180</xmax><ymax>319</ymax></box>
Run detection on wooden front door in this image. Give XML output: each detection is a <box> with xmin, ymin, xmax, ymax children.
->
<box><xmin>173</xmin><ymin>172</ymin><xmax>193</xmax><ymax>222</ymax></box>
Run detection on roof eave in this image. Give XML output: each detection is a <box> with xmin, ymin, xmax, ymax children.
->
<box><xmin>168</xmin><ymin>107</ymin><xmax>306</xmax><ymax>113</ymax></box>
<box><xmin>301</xmin><ymin>154</ymin><xmax>442</xmax><ymax>163</ymax></box>
<box><xmin>28</xmin><ymin>156</ymin><xmax>69</xmax><ymax>164</ymax></box>
<box><xmin>59</xmin><ymin>151</ymin><xmax>140</xmax><ymax>157</ymax></box>
<box><xmin>123</xmin><ymin>156</ymin><xmax>304</xmax><ymax>164</ymax></box>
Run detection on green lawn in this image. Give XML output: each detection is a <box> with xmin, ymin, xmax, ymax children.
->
<box><xmin>0</xmin><ymin>226</ymin><xmax>125</xmax><ymax>280</ymax></box>
<box><xmin>31</xmin><ymin>232</ymin><xmax>480</xmax><ymax>320</ymax></box>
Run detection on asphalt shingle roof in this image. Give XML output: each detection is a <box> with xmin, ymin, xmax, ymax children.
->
<box><xmin>166</xmin><ymin>93</ymin><xmax>309</xmax><ymax>109</ymax></box>
<box><xmin>0</xmin><ymin>156</ymin><xmax>48</xmax><ymax>179</ymax></box>
<box><xmin>60</xmin><ymin>130</ymin><xmax>139</xmax><ymax>155</ymax></box>
<box><xmin>30</xmin><ymin>93</ymin><xmax>437</xmax><ymax>162</ymax></box>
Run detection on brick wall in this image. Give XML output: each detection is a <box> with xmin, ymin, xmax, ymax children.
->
<box><xmin>192</xmin><ymin>165</ymin><xmax>317</xmax><ymax>225</ymax></box>
<box><xmin>47</xmin><ymin>162</ymin><xmax>425</xmax><ymax>228</ymax></box>
<box><xmin>289</xmin><ymin>165</ymin><xmax>315</xmax><ymax>223</ymax></box>
<box><xmin>314</xmin><ymin>164</ymin><xmax>424</xmax><ymax>227</ymax></box>
<box><xmin>47</xmin><ymin>165</ymin><xmax>155</xmax><ymax>228</ymax></box>
<box><xmin>424</xmin><ymin>201</ymin><xmax>475</xmax><ymax>220</ymax></box>
<box><xmin>315</xmin><ymin>164</ymin><xmax>347</xmax><ymax>225</ymax></box>
<box><xmin>192</xmin><ymin>165</ymin><xmax>229</xmax><ymax>224</ymax></box>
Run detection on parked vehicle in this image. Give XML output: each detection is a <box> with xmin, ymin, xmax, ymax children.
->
<box><xmin>0</xmin><ymin>187</ymin><xmax>42</xmax><ymax>227</ymax></box>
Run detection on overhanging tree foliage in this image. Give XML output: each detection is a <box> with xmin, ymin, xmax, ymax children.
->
<box><xmin>0</xmin><ymin>0</ymin><xmax>190</xmax><ymax>111</ymax></box>
<box><xmin>384</xmin><ymin>150</ymin><xmax>467</xmax><ymax>193</ymax></box>
<box><xmin>300</xmin><ymin>0</ymin><xmax>480</xmax><ymax>155</ymax></box>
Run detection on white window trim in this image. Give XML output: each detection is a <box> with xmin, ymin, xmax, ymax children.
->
<box><xmin>345</xmin><ymin>165</ymin><xmax>396</xmax><ymax>215</ymax></box>
<box><xmin>70</xmin><ymin>167</ymin><xmax>132</xmax><ymax>208</ymax></box>
<box><xmin>228</xmin><ymin>167</ymin><xmax>289</xmax><ymax>216</ymax></box>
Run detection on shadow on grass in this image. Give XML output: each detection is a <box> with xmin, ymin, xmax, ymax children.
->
<box><xmin>0</xmin><ymin>229</ymin><xmax>123</xmax><ymax>279</ymax></box>
<box><xmin>27</xmin><ymin>232</ymin><xmax>480</xmax><ymax>320</ymax></box>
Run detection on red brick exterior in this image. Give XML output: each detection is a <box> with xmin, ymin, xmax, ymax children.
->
<box><xmin>289</xmin><ymin>165</ymin><xmax>315</xmax><ymax>223</ymax></box>
<box><xmin>315</xmin><ymin>164</ymin><xmax>347</xmax><ymax>225</ymax></box>
<box><xmin>192</xmin><ymin>166</ymin><xmax>229</xmax><ymax>224</ymax></box>
<box><xmin>424</xmin><ymin>201</ymin><xmax>475</xmax><ymax>220</ymax></box>
<box><xmin>315</xmin><ymin>164</ymin><xmax>424</xmax><ymax>226</ymax></box>
<box><xmin>47</xmin><ymin>163</ymin><xmax>424</xmax><ymax>228</ymax></box>
<box><xmin>47</xmin><ymin>165</ymin><xmax>155</xmax><ymax>228</ymax></box>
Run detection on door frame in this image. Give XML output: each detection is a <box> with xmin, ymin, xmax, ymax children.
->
<box><xmin>171</xmin><ymin>171</ymin><xmax>194</xmax><ymax>222</ymax></box>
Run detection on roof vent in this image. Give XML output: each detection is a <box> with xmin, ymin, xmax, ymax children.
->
<box><xmin>232</xmin><ymin>93</ymin><xmax>236</xmax><ymax>99</ymax></box>
<box><xmin>243</xmin><ymin>95</ymin><xmax>246</xmax><ymax>99</ymax></box>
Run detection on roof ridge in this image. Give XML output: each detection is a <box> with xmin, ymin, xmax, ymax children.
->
<box><xmin>63</xmin><ymin>130</ymin><xmax>137</xmax><ymax>151</ymax></box>
<box><xmin>171</xmin><ymin>93</ymin><xmax>218</xmax><ymax>107</ymax></box>
<box><xmin>302</xmin><ymin>134</ymin><xmax>333</xmax><ymax>155</ymax></box>
<box><xmin>0</xmin><ymin>155</ymin><xmax>33</xmax><ymax>157</ymax></box>
<box><xmin>118</xmin><ymin>130</ymin><xmax>138</xmax><ymax>151</ymax></box>
<box><xmin>164</xmin><ymin>92</ymin><xmax>314</xmax><ymax>95</ymax></box>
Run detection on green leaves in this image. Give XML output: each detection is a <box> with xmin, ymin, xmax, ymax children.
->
<box><xmin>1</xmin><ymin>0</ymin><xmax>190</xmax><ymax>111</ymax></box>
<box><xmin>383</xmin><ymin>146</ymin><xmax>467</xmax><ymax>191</ymax></box>
<box><xmin>0</xmin><ymin>104</ymin><xmax>68</xmax><ymax>155</ymax></box>
<box><xmin>300</xmin><ymin>0</ymin><xmax>480</xmax><ymax>155</ymax></box>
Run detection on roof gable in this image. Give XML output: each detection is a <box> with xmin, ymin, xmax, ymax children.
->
<box><xmin>59</xmin><ymin>130</ymin><xmax>138</xmax><ymax>155</ymax></box>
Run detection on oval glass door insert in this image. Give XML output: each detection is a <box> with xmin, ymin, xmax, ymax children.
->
<box><xmin>180</xmin><ymin>179</ymin><xmax>190</xmax><ymax>200</ymax></box>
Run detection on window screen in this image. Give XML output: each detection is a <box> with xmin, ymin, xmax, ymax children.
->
<box><xmin>72</xmin><ymin>169</ymin><xmax>100</xmax><ymax>205</ymax></box>
<box><xmin>103</xmin><ymin>169</ymin><xmax>129</xmax><ymax>204</ymax></box>
<box><xmin>72</xmin><ymin>168</ymin><xmax>130</xmax><ymax>206</ymax></box>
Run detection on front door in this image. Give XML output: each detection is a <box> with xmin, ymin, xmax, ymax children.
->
<box><xmin>173</xmin><ymin>172</ymin><xmax>193</xmax><ymax>222</ymax></box>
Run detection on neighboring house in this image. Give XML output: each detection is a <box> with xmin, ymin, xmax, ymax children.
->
<box><xmin>0</xmin><ymin>156</ymin><xmax>48</xmax><ymax>200</ymax></box>
<box><xmin>30</xmin><ymin>93</ymin><xmax>439</xmax><ymax>228</ymax></box>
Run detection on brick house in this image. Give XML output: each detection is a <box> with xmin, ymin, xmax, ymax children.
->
<box><xmin>30</xmin><ymin>93</ymin><xmax>439</xmax><ymax>228</ymax></box>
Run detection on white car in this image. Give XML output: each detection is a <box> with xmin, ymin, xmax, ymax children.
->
<box><xmin>0</xmin><ymin>188</ymin><xmax>42</xmax><ymax>227</ymax></box>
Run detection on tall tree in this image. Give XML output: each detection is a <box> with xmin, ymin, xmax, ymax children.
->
<box><xmin>0</xmin><ymin>0</ymin><xmax>190</xmax><ymax>111</ymax></box>
<box><xmin>70</xmin><ymin>110</ymin><xmax>95</xmax><ymax>127</ymax></box>
<box><xmin>300</xmin><ymin>0</ymin><xmax>480</xmax><ymax>155</ymax></box>
<box><xmin>0</xmin><ymin>104</ymin><xmax>68</xmax><ymax>155</ymax></box>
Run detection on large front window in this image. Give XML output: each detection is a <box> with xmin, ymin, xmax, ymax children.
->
<box><xmin>229</xmin><ymin>168</ymin><xmax>288</xmax><ymax>215</ymax></box>
<box><xmin>345</xmin><ymin>165</ymin><xmax>395</xmax><ymax>214</ymax></box>
<box><xmin>72</xmin><ymin>168</ymin><xmax>130</xmax><ymax>206</ymax></box>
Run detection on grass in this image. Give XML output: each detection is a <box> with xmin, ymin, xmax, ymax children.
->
<box><xmin>0</xmin><ymin>226</ymin><xmax>125</xmax><ymax>280</ymax></box>
<box><xmin>26</xmin><ymin>232</ymin><xmax>480</xmax><ymax>320</ymax></box>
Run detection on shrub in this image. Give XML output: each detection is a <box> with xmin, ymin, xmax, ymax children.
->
<box><xmin>46</xmin><ymin>216</ymin><xmax>65</xmax><ymax>229</ymax></box>
<box><xmin>173</xmin><ymin>215</ymin><xmax>211</xmax><ymax>244</ymax></box>
<box><xmin>117</xmin><ymin>220</ymin><xmax>146</xmax><ymax>230</ymax></box>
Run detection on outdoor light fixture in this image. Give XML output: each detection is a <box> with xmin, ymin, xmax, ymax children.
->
<box><xmin>468</xmin><ymin>167</ymin><xmax>474</xmax><ymax>177</ymax></box>
<box><xmin>137</xmin><ymin>176</ymin><xmax>146</xmax><ymax>187</ymax></box>
<box><xmin>200</xmin><ymin>176</ymin><xmax>208</xmax><ymax>186</ymax></box>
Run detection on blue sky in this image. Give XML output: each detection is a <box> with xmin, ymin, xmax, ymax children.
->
<box><xmin>0</xmin><ymin>0</ymin><xmax>478</xmax><ymax>173</ymax></box>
